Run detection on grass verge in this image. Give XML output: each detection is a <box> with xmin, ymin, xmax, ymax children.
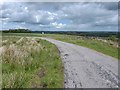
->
<box><xmin>46</xmin><ymin>34</ymin><xmax>119</xmax><ymax>59</ymax></box>
<box><xmin>2</xmin><ymin>35</ymin><xmax>64</xmax><ymax>88</ymax></box>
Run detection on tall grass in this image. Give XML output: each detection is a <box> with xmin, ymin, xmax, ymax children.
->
<box><xmin>2</xmin><ymin>36</ymin><xmax>64</xmax><ymax>88</ymax></box>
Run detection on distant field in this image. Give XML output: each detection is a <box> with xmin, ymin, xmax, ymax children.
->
<box><xmin>2</xmin><ymin>35</ymin><xmax>64</xmax><ymax>88</ymax></box>
<box><xmin>2</xmin><ymin>33</ymin><xmax>118</xmax><ymax>59</ymax></box>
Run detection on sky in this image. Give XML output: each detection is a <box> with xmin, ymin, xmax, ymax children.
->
<box><xmin>0</xmin><ymin>2</ymin><xmax>118</xmax><ymax>31</ymax></box>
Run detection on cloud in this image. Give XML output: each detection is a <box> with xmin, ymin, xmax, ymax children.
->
<box><xmin>102</xmin><ymin>2</ymin><xmax>118</xmax><ymax>10</ymax></box>
<box><xmin>1</xmin><ymin>2</ymin><xmax>118</xmax><ymax>31</ymax></box>
<box><xmin>59</xmin><ymin>3</ymin><xmax>117</xmax><ymax>24</ymax></box>
<box><xmin>51</xmin><ymin>22</ymin><xmax>66</xmax><ymax>28</ymax></box>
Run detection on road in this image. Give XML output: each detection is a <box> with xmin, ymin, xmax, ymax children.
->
<box><xmin>41</xmin><ymin>37</ymin><xmax>119</xmax><ymax>88</ymax></box>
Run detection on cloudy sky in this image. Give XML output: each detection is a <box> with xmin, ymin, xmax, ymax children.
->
<box><xmin>0</xmin><ymin>2</ymin><xmax>118</xmax><ymax>31</ymax></box>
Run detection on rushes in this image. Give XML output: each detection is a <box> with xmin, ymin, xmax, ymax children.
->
<box><xmin>2</xmin><ymin>37</ymin><xmax>43</xmax><ymax>88</ymax></box>
<box><xmin>2</xmin><ymin>36</ymin><xmax>64</xmax><ymax>88</ymax></box>
<box><xmin>0</xmin><ymin>46</ymin><xmax>6</xmax><ymax>56</ymax></box>
<box><xmin>2</xmin><ymin>37</ymin><xmax>43</xmax><ymax>64</ymax></box>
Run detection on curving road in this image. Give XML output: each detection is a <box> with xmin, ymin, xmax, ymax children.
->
<box><xmin>41</xmin><ymin>37</ymin><xmax>119</xmax><ymax>88</ymax></box>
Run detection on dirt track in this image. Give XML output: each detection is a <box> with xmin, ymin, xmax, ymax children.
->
<box><xmin>41</xmin><ymin>37</ymin><xmax>119</xmax><ymax>88</ymax></box>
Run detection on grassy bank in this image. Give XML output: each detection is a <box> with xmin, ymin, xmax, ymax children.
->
<box><xmin>2</xmin><ymin>35</ymin><xmax>64</xmax><ymax>88</ymax></box>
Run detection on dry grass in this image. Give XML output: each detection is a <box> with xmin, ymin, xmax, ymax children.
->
<box><xmin>2</xmin><ymin>37</ymin><xmax>43</xmax><ymax>66</ymax></box>
<box><xmin>2</xmin><ymin>36</ymin><xmax>64</xmax><ymax>88</ymax></box>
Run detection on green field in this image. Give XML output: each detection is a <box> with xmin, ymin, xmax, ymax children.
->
<box><xmin>2</xmin><ymin>33</ymin><xmax>119</xmax><ymax>59</ymax></box>
<box><xmin>2</xmin><ymin>35</ymin><xmax>64</xmax><ymax>88</ymax></box>
<box><xmin>1</xmin><ymin>33</ymin><xmax>119</xmax><ymax>88</ymax></box>
<box><xmin>3</xmin><ymin>33</ymin><xmax>118</xmax><ymax>59</ymax></box>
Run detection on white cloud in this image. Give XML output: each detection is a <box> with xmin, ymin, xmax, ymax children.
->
<box><xmin>1</xmin><ymin>2</ymin><xmax>118</xmax><ymax>31</ymax></box>
<box><xmin>51</xmin><ymin>22</ymin><xmax>66</xmax><ymax>28</ymax></box>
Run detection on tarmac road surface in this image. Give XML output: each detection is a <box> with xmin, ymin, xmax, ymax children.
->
<box><xmin>41</xmin><ymin>37</ymin><xmax>119</xmax><ymax>88</ymax></box>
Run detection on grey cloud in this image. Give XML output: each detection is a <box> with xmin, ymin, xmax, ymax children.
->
<box><xmin>102</xmin><ymin>2</ymin><xmax>118</xmax><ymax>10</ymax></box>
<box><xmin>1</xmin><ymin>2</ymin><xmax>118</xmax><ymax>31</ymax></box>
<box><xmin>56</xmin><ymin>2</ymin><xmax>118</xmax><ymax>29</ymax></box>
<box><xmin>2</xmin><ymin>7</ymin><xmax>58</xmax><ymax>25</ymax></box>
<box><xmin>24</xmin><ymin>2</ymin><xmax>73</xmax><ymax>11</ymax></box>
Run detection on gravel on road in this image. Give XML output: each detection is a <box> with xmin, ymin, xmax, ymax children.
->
<box><xmin>41</xmin><ymin>37</ymin><xmax>119</xmax><ymax>88</ymax></box>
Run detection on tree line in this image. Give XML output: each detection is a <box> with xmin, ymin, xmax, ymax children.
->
<box><xmin>2</xmin><ymin>29</ymin><xmax>31</xmax><ymax>33</ymax></box>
